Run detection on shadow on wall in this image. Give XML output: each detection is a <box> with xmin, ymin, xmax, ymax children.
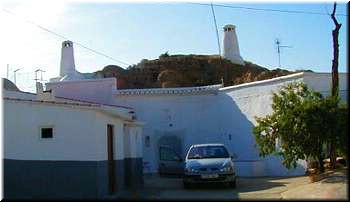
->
<box><xmin>212</xmin><ymin>92</ymin><xmax>263</xmax><ymax>176</ymax></box>
<box><xmin>212</xmin><ymin>92</ymin><xmax>306</xmax><ymax>177</ymax></box>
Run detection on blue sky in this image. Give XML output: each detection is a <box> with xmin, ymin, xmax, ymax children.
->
<box><xmin>1</xmin><ymin>1</ymin><xmax>348</xmax><ymax>92</ymax></box>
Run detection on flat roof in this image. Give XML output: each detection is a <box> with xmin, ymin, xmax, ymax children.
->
<box><xmin>3</xmin><ymin>97</ymin><xmax>136</xmax><ymax>121</ymax></box>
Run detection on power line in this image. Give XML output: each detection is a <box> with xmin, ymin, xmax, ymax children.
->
<box><xmin>187</xmin><ymin>2</ymin><xmax>348</xmax><ymax>17</ymax></box>
<box><xmin>2</xmin><ymin>8</ymin><xmax>131</xmax><ymax>68</ymax></box>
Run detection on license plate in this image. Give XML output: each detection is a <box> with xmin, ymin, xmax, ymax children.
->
<box><xmin>201</xmin><ymin>174</ymin><xmax>219</xmax><ymax>179</ymax></box>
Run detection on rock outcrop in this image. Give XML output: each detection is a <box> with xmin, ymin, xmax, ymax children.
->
<box><xmin>94</xmin><ymin>54</ymin><xmax>308</xmax><ymax>89</ymax></box>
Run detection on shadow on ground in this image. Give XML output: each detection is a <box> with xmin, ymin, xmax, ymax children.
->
<box><xmin>158</xmin><ymin>173</ymin><xmax>290</xmax><ymax>191</ymax></box>
<box><xmin>119</xmin><ymin>169</ymin><xmax>347</xmax><ymax>200</ymax></box>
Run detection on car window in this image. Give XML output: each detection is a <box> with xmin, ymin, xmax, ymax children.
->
<box><xmin>187</xmin><ymin>146</ymin><xmax>229</xmax><ymax>159</ymax></box>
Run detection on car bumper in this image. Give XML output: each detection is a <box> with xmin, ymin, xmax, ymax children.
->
<box><xmin>183</xmin><ymin>173</ymin><xmax>236</xmax><ymax>184</ymax></box>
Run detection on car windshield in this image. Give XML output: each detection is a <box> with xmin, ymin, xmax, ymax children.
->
<box><xmin>187</xmin><ymin>146</ymin><xmax>229</xmax><ymax>159</ymax></box>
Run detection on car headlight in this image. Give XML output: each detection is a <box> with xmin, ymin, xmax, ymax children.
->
<box><xmin>185</xmin><ymin>168</ymin><xmax>199</xmax><ymax>173</ymax></box>
<box><xmin>220</xmin><ymin>165</ymin><xmax>233</xmax><ymax>172</ymax></box>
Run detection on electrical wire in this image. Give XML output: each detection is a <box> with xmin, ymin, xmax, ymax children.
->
<box><xmin>187</xmin><ymin>2</ymin><xmax>348</xmax><ymax>17</ymax></box>
<box><xmin>2</xmin><ymin>8</ymin><xmax>131</xmax><ymax>68</ymax></box>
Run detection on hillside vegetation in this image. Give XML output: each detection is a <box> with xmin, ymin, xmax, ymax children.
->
<box><xmin>94</xmin><ymin>54</ymin><xmax>307</xmax><ymax>89</ymax></box>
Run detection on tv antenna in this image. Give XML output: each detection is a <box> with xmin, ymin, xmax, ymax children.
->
<box><xmin>34</xmin><ymin>69</ymin><xmax>45</xmax><ymax>82</ymax></box>
<box><xmin>275</xmin><ymin>38</ymin><xmax>292</xmax><ymax>67</ymax></box>
<box><xmin>13</xmin><ymin>68</ymin><xmax>21</xmax><ymax>84</ymax></box>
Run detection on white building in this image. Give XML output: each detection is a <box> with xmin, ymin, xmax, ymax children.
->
<box><xmin>43</xmin><ymin>41</ymin><xmax>347</xmax><ymax>178</ymax></box>
<box><xmin>112</xmin><ymin>72</ymin><xmax>348</xmax><ymax>176</ymax></box>
<box><xmin>3</xmin><ymin>79</ymin><xmax>144</xmax><ymax>199</ymax></box>
<box><xmin>2</xmin><ymin>39</ymin><xmax>348</xmax><ymax>199</ymax></box>
<box><xmin>43</xmin><ymin>49</ymin><xmax>348</xmax><ymax>177</ymax></box>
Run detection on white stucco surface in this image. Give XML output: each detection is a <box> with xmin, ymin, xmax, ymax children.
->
<box><xmin>111</xmin><ymin>72</ymin><xmax>347</xmax><ymax>176</ymax></box>
<box><xmin>46</xmin><ymin>78</ymin><xmax>117</xmax><ymax>105</ymax></box>
<box><xmin>3</xmin><ymin>98</ymin><xmax>141</xmax><ymax>161</ymax></box>
<box><xmin>17</xmin><ymin>71</ymin><xmax>346</xmax><ymax>176</ymax></box>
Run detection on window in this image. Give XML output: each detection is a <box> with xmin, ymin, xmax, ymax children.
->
<box><xmin>41</xmin><ymin>128</ymin><xmax>53</xmax><ymax>139</ymax></box>
<box><xmin>188</xmin><ymin>146</ymin><xmax>229</xmax><ymax>159</ymax></box>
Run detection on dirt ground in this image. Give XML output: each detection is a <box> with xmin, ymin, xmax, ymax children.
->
<box><xmin>118</xmin><ymin>168</ymin><xmax>348</xmax><ymax>200</ymax></box>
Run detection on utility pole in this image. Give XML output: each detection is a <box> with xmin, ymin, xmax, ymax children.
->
<box><xmin>275</xmin><ymin>39</ymin><xmax>292</xmax><ymax>67</ymax></box>
<box><xmin>13</xmin><ymin>68</ymin><xmax>21</xmax><ymax>84</ymax></box>
<box><xmin>210</xmin><ymin>2</ymin><xmax>221</xmax><ymax>56</ymax></box>
<box><xmin>210</xmin><ymin>2</ymin><xmax>227</xmax><ymax>86</ymax></box>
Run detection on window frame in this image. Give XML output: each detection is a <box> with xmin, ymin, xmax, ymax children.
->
<box><xmin>39</xmin><ymin>125</ymin><xmax>55</xmax><ymax>140</ymax></box>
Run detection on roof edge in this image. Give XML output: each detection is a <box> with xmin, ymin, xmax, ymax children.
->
<box><xmin>113</xmin><ymin>84</ymin><xmax>222</xmax><ymax>96</ymax></box>
<box><xmin>46</xmin><ymin>77</ymin><xmax>116</xmax><ymax>85</ymax></box>
<box><xmin>219</xmin><ymin>72</ymin><xmax>306</xmax><ymax>92</ymax></box>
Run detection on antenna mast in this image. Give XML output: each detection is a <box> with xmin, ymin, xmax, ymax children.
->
<box><xmin>35</xmin><ymin>69</ymin><xmax>45</xmax><ymax>82</ymax></box>
<box><xmin>275</xmin><ymin>38</ymin><xmax>292</xmax><ymax>67</ymax></box>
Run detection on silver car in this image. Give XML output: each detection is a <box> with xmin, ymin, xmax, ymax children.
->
<box><xmin>183</xmin><ymin>144</ymin><xmax>236</xmax><ymax>189</ymax></box>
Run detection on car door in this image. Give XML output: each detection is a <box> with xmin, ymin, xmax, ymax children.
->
<box><xmin>158</xmin><ymin>145</ymin><xmax>184</xmax><ymax>175</ymax></box>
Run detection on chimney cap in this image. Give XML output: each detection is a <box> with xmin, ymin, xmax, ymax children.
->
<box><xmin>62</xmin><ymin>40</ymin><xmax>73</xmax><ymax>48</ymax></box>
<box><xmin>223</xmin><ymin>24</ymin><xmax>236</xmax><ymax>31</ymax></box>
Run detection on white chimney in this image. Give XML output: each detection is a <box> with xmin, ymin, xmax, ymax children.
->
<box><xmin>54</xmin><ymin>40</ymin><xmax>85</xmax><ymax>81</ymax></box>
<box><xmin>222</xmin><ymin>24</ymin><xmax>244</xmax><ymax>65</ymax></box>
<box><xmin>60</xmin><ymin>40</ymin><xmax>76</xmax><ymax>77</ymax></box>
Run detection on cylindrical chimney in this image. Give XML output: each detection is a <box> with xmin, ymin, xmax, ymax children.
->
<box><xmin>222</xmin><ymin>24</ymin><xmax>244</xmax><ymax>65</ymax></box>
<box><xmin>60</xmin><ymin>40</ymin><xmax>76</xmax><ymax>77</ymax></box>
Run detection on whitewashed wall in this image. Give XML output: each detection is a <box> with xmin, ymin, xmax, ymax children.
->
<box><xmin>113</xmin><ymin>76</ymin><xmax>307</xmax><ymax>176</ymax></box>
<box><xmin>123</xmin><ymin>124</ymin><xmax>143</xmax><ymax>159</ymax></box>
<box><xmin>218</xmin><ymin>75</ymin><xmax>306</xmax><ymax>176</ymax></box>
<box><xmin>45</xmin><ymin>78</ymin><xmax>117</xmax><ymax>105</ymax></box>
<box><xmin>3</xmin><ymin>100</ymin><xmax>125</xmax><ymax>161</ymax></box>
<box><xmin>40</xmin><ymin>72</ymin><xmax>347</xmax><ymax>176</ymax></box>
<box><xmin>303</xmin><ymin>72</ymin><xmax>348</xmax><ymax>100</ymax></box>
<box><xmin>112</xmin><ymin>72</ymin><xmax>348</xmax><ymax>176</ymax></box>
<box><xmin>93</xmin><ymin>111</ymin><xmax>126</xmax><ymax>161</ymax></box>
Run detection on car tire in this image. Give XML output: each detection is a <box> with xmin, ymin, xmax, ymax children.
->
<box><xmin>229</xmin><ymin>179</ymin><xmax>236</xmax><ymax>188</ymax></box>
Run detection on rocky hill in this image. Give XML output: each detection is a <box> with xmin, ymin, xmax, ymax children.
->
<box><xmin>94</xmin><ymin>54</ymin><xmax>307</xmax><ymax>89</ymax></box>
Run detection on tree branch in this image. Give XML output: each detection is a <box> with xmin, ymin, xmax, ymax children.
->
<box><xmin>331</xmin><ymin>2</ymin><xmax>341</xmax><ymax>28</ymax></box>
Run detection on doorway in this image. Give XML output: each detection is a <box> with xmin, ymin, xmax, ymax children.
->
<box><xmin>107</xmin><ymin>124</ymin><xmax>116</xmax><ymax>194</ymax></box>
<box><xmin>157</xmin><ymin>135</ymin><xmax>184</xmax><ymax>175</ymax></box>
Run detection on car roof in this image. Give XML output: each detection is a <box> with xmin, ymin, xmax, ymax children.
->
<box><xmin>191</xmin><ymin>143</ymin><xmax>225</xmax><ymax>147</ymax></box>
